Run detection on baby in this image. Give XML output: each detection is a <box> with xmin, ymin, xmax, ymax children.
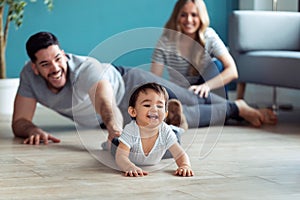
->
<box><xmin>112</xmin><ymin>82</ymin><xmax>194</xmax><ymax>177</ymax></box>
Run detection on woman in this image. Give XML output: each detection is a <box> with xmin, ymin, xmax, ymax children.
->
<box><xmin>151</xmin><ymin>0</ymin><xmax>238</xmax><ymax>98</ymax></box>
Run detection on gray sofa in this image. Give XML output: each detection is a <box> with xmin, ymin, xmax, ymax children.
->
<box><xmin>228</xmin><ymin>10</ymin><xmax>300</xmax><ymax>98</ymax></box>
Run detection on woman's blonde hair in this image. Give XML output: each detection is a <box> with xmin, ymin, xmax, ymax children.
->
<box><xmin>160</xmin><ymin>0</ymin><xmax>211</xmax><ymax>76</ymax></box>
<box><xmin>164</xmin><ymin>0</ymin><xmax>210</xmax><ymax>47</ymax></box>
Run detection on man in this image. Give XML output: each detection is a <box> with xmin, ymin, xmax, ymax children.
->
<box><xmin>12</xmin><ymin>32</ymin><xmax>124</xmax><ymax>145</ymax></box>
<box><xmin>12</xmin><ymin>31</ymin><xmax>276</xmax><ymax>145</ymax></box>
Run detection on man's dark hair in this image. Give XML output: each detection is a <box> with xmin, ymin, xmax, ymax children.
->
<box><xmin>26</xmin><ymin>31</ymin><xmax>60</xmax><ymax>62</ymax></box>
<box><xmin>129</xmin><ymin>82</ymin><xmax>169</xmax><ymax>109</ymax></box>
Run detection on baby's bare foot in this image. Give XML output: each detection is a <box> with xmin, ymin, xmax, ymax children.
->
<box><xmin>166</xmin><ymin>99</ymin><xmax>188</xmax><ymax>130</ymax></box>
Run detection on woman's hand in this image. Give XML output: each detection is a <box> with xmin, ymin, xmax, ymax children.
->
<box><xmin>189</xmin><ymin>83</ymin><xmax>210</xmax><ymax>98</ymax></box>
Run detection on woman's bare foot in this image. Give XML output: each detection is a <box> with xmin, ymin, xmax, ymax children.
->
<box><xmin>235</xmin><ymin>99</ymin><xmax>264</xmax><ymax>127</ymax></box>
<box><xmin>258</xmin><ymin>108</ymin><xmax>278</xmax><ymax>125</ymax></box>
<box><xmin>235</xmin><ymin>100</ymin><xmax>278</xmax><ymax>127</ymax></box>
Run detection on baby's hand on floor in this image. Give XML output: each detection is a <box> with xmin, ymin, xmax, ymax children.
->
<box><xmin>175</xmin><ymin>166</ymin><xmax>194</xmax><ymax>177</ymax></box>
<box><xmin>124</xmin><ymin>166</ymin><xmax>148</xmax><ymax>177</ymax></box>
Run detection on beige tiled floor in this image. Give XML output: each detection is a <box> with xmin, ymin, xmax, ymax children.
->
<box><xmin>0</xmin><ymin>104</ymin><xmax>300</xmax><ymax>200</ymax></box>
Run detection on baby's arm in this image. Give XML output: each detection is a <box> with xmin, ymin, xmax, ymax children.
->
<box><xmin>115</xmin><ymin>141</ymin><xmax>148</xmax><ymax>177</ymax></box>
<box><xmin>169</xmin><ymin>143</ymin><xmax>194</xmax><ymax>177</ymax></box>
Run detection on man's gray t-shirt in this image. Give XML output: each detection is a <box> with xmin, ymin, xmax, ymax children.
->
<box><xmin>17</xmin><ymin>54</ymin><xmax>125</xmax><ymax>127</ymax></box>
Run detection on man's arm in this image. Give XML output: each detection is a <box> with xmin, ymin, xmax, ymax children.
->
<box><xmin>89</xmin><ymin>79</ymin><xmax>123</xmax><ymax>141</ymax></box>
<box><xmin>12</xmin><ymin>94</ymin><xmax>60</xmax><ymax>145</ymax></box>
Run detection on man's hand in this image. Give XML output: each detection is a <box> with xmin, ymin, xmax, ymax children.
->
<box><xmin>23</xmin><ymin>130</ymin><xmax>61</xmax><ymax>145</ymax></box>
<box><xmin>12</xmin><ymin>115</ymin><xmax>61</xmax><ymax>145</ymax></box>
<box><xmin>106</xmin><ymin>124</ymin><xmax>122</xmax><ymax>141</ymax></box>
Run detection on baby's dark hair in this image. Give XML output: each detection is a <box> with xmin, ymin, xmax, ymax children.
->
<box><xmin>26</xmin><ymin>31</ymin><xmax>60</xmax><ymax>62</ymax></box>
<box><xmin>129</xmin><ymin>82</ymin><xmax>169</xmax><ymax>109</ymax></box>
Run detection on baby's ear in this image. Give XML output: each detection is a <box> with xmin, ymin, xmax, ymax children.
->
<box><xmin>128</xmin><ymin>106</ymin><xmax>137</xmax><ymax>118</ymax></box>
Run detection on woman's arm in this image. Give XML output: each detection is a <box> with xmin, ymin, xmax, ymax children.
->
<box><xmin>189</xmin><ymin>27</ymin><xmax>239</xmax><ymax>98</ymax></box>
<box><xmin>208</xmin><ymin>52</ymin><xmax>238</xmax><ymax>88</ymax></box>
<box><xmin>189</xmin><ymin>52</ymin><xmax>238</xmax><ymax>98</ymax></box>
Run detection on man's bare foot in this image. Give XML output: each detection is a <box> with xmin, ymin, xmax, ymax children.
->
<box><xmin>235</xmin><ymin>99</ymin><xmax>264</xmax><ymax>127</ymax></box>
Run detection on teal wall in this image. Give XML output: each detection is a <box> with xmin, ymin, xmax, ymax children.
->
<box><xmin>6</xmin><ymin>0</ymin><xmax>238</xmax><ymax>78</ymax></box>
